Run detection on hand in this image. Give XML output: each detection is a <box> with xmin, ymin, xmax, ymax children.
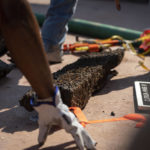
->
<box><xmin>33</xmin><ymin>86</ymin><xmax>97</xmax><ymax>150</ymax></box>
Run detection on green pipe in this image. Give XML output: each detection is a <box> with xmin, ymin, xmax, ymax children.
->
<box><xmin>35</xmin><ymin>13</ymin><xmax>45</xmax><ymax>27</ymax></box>
<box><xmin>35</xmin><ymin>13</ymin><xmax>142</xmax><ymax>40</ymax></box>
<box><xmin>68</xmin><ymin>19</ymin><xmax>142</xmax><ymax>40</ymax></box>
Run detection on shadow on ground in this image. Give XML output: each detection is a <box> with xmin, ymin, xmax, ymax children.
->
<box><xmin>0</xmin><ymin>107</ymin><xmax>38</xmax><ymax>133</ymax></box>
<box><xmin>96</xmin><ymin>71</ymin><xmax>150</xmax><ymax>96</ymax></box>
<box><xmin>24</xmin><ymin>141</ymin><xmax>77</xmax><ymax>150</ymax></box>
<box><xmin>0</xmin><ymin>68</ymin><xmax>37</xmax><ymax>133</ymax></box>
<box><xmin>0</xmin><ymin>69</ymin><xmax>30</xmax><ymax>109</ymax></box>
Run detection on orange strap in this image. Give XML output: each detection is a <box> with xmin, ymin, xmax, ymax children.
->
<box><xmin>69</xmin><ymin>107</ymin><xmax>146</xmax><ymax>128</ymax></box>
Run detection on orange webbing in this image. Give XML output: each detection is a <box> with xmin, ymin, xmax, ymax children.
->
<box><xmin>69</xmin><ymin>107</ymin><xmax>146</xmax><ymax>128</ymax></box>
<box><xmin>70</xmin><ymin>107</ymin><xmax>88</xmax><ymax>127</ymax></box>
<box><xmin>87</xmin><ymin>117</ymin><xmax>128</xmax><ymax>124</ymax></box>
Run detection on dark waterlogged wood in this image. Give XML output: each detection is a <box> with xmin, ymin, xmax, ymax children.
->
<box><xmin>20</xmin><ymin>48</ymin><xmax>124</xmax><ymax>111</ymax></box>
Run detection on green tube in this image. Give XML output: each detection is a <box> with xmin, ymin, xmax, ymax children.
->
<box><xmin>35</xmin><ymin>13</ymin><xmax>45</xmax><ymax>27</ymax></box>
<box><xmin>35</xmin><ymin>13</ymin><xmax>142</xmax><ymax>40</ymax></box>
<box><xmin>68</xmin><ymin>19</ymin><xmax>142</xmax><ymax>40</ymax></box>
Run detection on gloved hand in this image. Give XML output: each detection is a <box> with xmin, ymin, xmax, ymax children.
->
<box><xmin>32</xmin><ymin>86</ymin><xmax>97</xmax><ymax>150</ymax></box>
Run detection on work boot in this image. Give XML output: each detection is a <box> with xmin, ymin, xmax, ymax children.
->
<box><xmin>45</xmin><ymin>45</ymin><xmax>63</xmax><ymax>64</ymax></box>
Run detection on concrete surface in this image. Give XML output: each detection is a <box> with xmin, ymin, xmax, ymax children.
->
<box><xmin>0</xmin><ymin>35</ymin><xmax>150</xmax><ymax>150</ymax></box>
<box><xmin>29</xmin><ymin>0</ymin><xmax>150</xmax><ymax>31</ymax></box>
<box><xmin>0</xmin><ymin>0</ymin><xmax>150</xmax><ymax>150</ymax></box>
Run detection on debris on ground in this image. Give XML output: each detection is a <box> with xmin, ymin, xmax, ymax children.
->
<box><xmin>110</xmin><ymin>111</ymin><xmax>115</xmax><ymax>116</ymax></box>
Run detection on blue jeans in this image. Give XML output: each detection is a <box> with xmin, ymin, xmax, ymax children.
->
<box><xmin>41</xmin><ymin>0</ymin><xmax>78</xmax><ymax>52</ymax></box>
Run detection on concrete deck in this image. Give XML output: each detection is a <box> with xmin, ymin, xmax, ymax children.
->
<box><xmin>0</xmin><ymin>1</ymin><xmax>150</xmax><ymax>150</ymax></box>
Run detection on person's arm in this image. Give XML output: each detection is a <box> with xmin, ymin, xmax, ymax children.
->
<box><xmin>0</xmin><ymin>0</ymin><xmax>55</xmax><ymax>99</ymax></box>
<box><xmin>0</xmin><ymin>0</ymin><xmax>96</xmax><ymax>149</ymax></box>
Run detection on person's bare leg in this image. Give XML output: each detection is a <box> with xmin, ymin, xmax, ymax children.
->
<box><xmin>0</xmin><ymin>0</ymin><xmax>55</xmax><ymax>99</ymax></box>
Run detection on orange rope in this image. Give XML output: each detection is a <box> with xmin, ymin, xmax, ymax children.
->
<box><xmin>69</xmin><ymin>107</ymin><xmax>146</xmax><ymax>128</ymax></box>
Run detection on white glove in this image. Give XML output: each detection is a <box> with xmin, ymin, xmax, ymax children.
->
<box><xmin>32</xmin><ymin>86</ymin><xmax>96</xmax><ymax>150</ymax></box>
